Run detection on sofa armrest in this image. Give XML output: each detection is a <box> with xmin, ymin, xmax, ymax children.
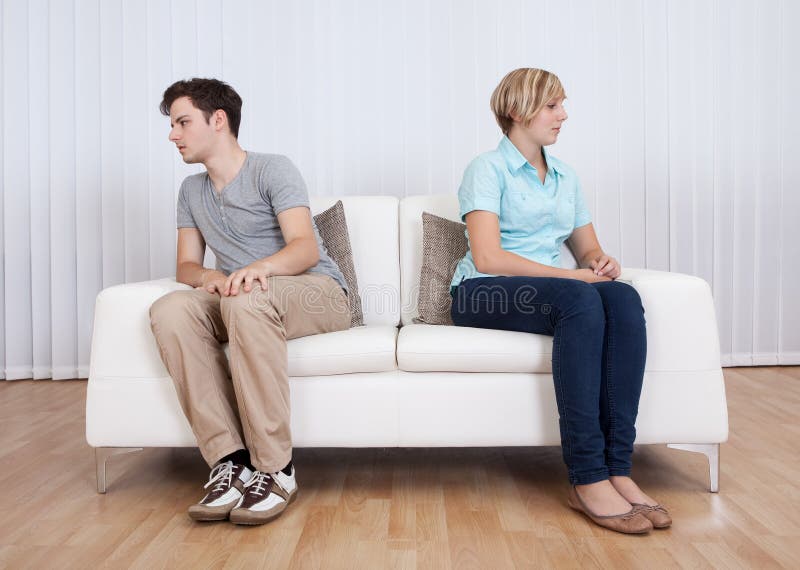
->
<box><xmin>89</xmin><ymin>278</ymin><xmax>192</xmax><ymax>379</ymax></box>
<box><xmin>616</xmin><ymin>268</ymin><xmax>721</xmax><ymax>371</ymax></box>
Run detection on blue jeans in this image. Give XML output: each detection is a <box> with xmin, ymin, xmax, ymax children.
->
<box><xmin>451</xmin><ymin>276</ymin><xmax>647</xmax><ymax>485</ymax></box>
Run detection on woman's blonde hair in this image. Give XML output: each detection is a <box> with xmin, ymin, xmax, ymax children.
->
<box><xmin>490</xmin><ymin>68</ymin><xmax>566</xmax><ymax>135</ymax></box>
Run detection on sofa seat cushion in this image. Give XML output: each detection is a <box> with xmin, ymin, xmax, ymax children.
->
<box><xmin>396</xmin><ymin>324</ymin><xmax>552</xmax><ymax>373</ymax></box>
<box><xmin>287</xmin><ymin>325</ymin><xmax>398</xmax><ymax>375</ymax></box>
<box><xmin>221</xmin><ymin>325</ymin><xmax>397</xmax><ymax>376</ymax></box>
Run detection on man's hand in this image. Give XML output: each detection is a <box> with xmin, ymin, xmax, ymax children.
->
<box><xmin>588</xmin><ymin>254</ymin><xmax>621</xmax><ymax>280</ymax></box>
<box><xmin>198</xmin><ymin>270</ymin><xmax>230</xmax><ymax>296</ymax></box>
<box><xmin>224</xmin><ymin>260</ymin><xmax>273</xmax><ymax>296</ymax></box>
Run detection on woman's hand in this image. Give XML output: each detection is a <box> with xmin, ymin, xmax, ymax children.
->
<box><xmin>588</xmin><ymin>254</ymin><xmax>621</xmax><ymax>279</ymax></box>
<box><xmin>571</xmin><ymin>268</ymin><xmax>613</xmax><ymax>283</ymax></box>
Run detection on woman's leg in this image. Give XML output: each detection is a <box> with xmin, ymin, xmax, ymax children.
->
<box><xmin>451</xmin><ymin>276</ymin><xmax>611</xmax><ymax>486</ymax></box>
<box><xmin>591</xmin><ymin>281</ymin><xmax>660</xmax><ymax>507</ymax></box>
<box><xmin>591</xmin><ymin>281</ymin><xmax>647</xmax><ymax>476</ymax></box>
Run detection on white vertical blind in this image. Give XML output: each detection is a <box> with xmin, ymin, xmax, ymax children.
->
<box><xmin>76</xmin><ymin>0</ymin><xmax>103</xmax><ymax>381</ymax></box>
<box><xmin>3</xmin><ymin>0</ymin><xmax>31</xmax><ymax>379</ymax></box>
<box><xmin>49</xmin><ymin>0</ymin><xmax>79</xmax><ymax>379</ymax></box>
<box><xmin>780</xmin><ymin>0</ymin><xmax>800</xmax><ymax>363</ymax></box>
<box><xmin>0</xmin><ymin>0</ymin><xmax>798</xmax><ymax>379</ymax></box>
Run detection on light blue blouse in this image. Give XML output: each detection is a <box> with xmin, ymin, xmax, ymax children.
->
<box><xmin>450</xmin><ymin>136</ymin><xmax>592</xmax><ymax>289</ymax></box>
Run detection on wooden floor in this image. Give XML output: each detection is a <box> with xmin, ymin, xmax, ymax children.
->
<box><xmin>0</xmin><ymin>367</ymin><xmax>799</xmax><ymax>569</ymax></box>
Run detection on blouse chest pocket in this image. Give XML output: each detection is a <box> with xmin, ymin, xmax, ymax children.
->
<box><xmin>502</xmin><ymin>190</ymin><xmax>552</xmax><ymax>233</ymax></box>
<box><xmin>554</xmin><ymin>192</ymin><xmax>576</xmax><ymax>239</ymax></box>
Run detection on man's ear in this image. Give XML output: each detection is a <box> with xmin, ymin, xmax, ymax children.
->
<box><xmin>213</xmin><ymin>109</ymin><xmax>227</xmax><ymax>132</ymax></box>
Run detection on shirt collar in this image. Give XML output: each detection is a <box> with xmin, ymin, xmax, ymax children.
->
<box><xmin>498</xmin><ymin>136</ymin><xmax>563</xmax><ymax>176</ymax></box>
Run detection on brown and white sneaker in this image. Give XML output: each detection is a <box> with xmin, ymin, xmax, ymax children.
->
<box><xmin>229</xmin><ymin>467</ymin><xmax>298</xmax><ymax>526</ymax></box>
<box><xmin>187</xmin><ymin>461</ymin><xmax>254</xmax><ymax>521</ymax></box>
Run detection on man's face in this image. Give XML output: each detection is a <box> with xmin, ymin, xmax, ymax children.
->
<box><xmin>168</xmin><ymin>96</ymin><xmax>215</xmax><ymax>164</ymax></box>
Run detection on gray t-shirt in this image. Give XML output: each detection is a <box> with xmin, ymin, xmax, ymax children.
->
<box><xmin>176</xmin><ymin>152</ymin><xmax>347</xmax><ymax>292</ymax></box>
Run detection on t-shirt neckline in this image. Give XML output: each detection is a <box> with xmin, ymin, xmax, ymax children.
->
<box><xmin>208</xmin><ymin>151</ymin><xmax>250</xmax><ymax>194</ymax></box>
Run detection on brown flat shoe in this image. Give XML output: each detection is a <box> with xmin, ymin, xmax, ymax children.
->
<box><xmin>567</xmin><ymin>487</ymin><xmax>653</xmax><ymax>534</ymax></box>
<box><xmin>632</xmin><ymin>503</ymin><xmax>672</xmax><ymax>529</ymax></box>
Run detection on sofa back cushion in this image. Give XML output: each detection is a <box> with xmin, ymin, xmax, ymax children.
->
<box><xmin>311</xmin><ymin>196</ymin><xmax>400</xmax><ymax>326</ymax></box>
<box><xmin>399</xmin><ymin>195</ymin><xmax>579</xmax><ymax>326</ymax></box>
<box><xmin>313</xmin><ymin>201</ymin><xmax>364</xmax><ymax>327</ymax></box>
<box><xmin>414</xmin><ymin>213</ymin><xmax>468</xmax><ymax>325</ymax></box>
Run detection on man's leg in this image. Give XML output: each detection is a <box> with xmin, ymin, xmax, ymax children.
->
<box><xmin>219</xmin><ymin>272</ymin><xmax>351</xmax><ymax>472</ymax></box>
<box><xmin>150</xmin><ymin>289</ymin><xmax>255</xmax><ymax>522</ymax></box>
<box><xmin>149</xmin><ymin>289</ymin><xmax>246</xmax><ymax>465</ymax></box>
<box><xmin>220</xmin><ymin>272</ymin><xmax>350</xmax><ymax>525</ymax></box>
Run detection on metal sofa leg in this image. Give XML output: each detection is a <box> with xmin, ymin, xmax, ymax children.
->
<box><xmin>667</xmin><ymin>443</ymin><xmax>720</xmax><ymax>493</ymax></box>
<box><xmin>95</xmin><ymin>447</ymin><xmax>142</xmax><ymax>494</ymax></box>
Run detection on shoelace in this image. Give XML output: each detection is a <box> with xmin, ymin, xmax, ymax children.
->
<box><xmin>243</xmin><ymin>471</ymin><xmax>273</xmax><ymax>497</ymax></box>
<box><xmin>205</xmin><ymin>461</ymin><xmax>235</xmax><ymax>494</ymax></box>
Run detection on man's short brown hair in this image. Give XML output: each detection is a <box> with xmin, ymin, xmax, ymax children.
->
<box><xmin>159</xmin><ymin>78</ymin><xmax>243</xmax><ymax>138</ymax></box>
<box><xmin>490</xmin><ymin>68</ymin><xmax>566</xmax><ymax>135</ymax></box>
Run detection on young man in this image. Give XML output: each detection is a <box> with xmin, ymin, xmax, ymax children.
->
<box><xmin>149</xmin><ymin>78</ymin><xmax>351</xmax><ymax>526</ymax></box>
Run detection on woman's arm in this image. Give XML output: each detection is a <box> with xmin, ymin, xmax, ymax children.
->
<box><xmin>566</xmin><ymin>223</ymin><xmax>621</xmax><ymax>279</ymax></box>
<box><xmin>466</xmin><ymin>210</ymin><xmax>572</xmax><ymax>278</ymax></box>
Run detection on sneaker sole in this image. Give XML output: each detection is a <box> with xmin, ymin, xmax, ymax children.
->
<box><xmin>188</xmin><ymin>503</ymin><xmax>238</xmax><ymax>522</ymax></box>
<box><xmin>229</xmin><ymin>490</ymin><xmax>299</xmax><ymax>526</ymax></box>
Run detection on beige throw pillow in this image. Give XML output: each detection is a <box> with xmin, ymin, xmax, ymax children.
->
<box><xmin>313</xmin><ymin>201</ymin><xmax>364</xmax><ymax>327</ymax></box>
<box><xmin>414</xmin><ymin>212</ymin><xmax>468</xmax><ymax>325</ymax></box>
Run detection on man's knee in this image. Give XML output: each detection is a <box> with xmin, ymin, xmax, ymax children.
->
<box><xmin>220</xmin><ymin>288</ymin><xmax>274</xmax><ymax>321</ymax></box>
<box><xmin>150</xmin><ymin>291</ymin><xmax>199</xmax><ymax>330</ymax></box>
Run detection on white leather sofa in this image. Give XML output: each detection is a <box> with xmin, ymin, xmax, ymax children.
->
<box><xmin>86</xmin><ymin>195</ymin><xmax>728</xmax><ymax>493</ymax></box>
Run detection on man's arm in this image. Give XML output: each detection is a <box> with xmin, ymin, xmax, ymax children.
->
<box><xmin>175</xmin><ymin>228</ymin><xmax>226</xmax><ymax>293</ymax></box>
<box><xmin>263</xmin><ymin>206</ymin><xmax>320</xmax><ymax>276</ymax></box>
<box><xmin>224</xmin><ymin>206</ymin><xmax>320</xmax><ymax>296</ymax></box>
<box><xmin>176</xmin><ymin>227</ymin><xmax>206</xmax><ymax>286</ymax></box>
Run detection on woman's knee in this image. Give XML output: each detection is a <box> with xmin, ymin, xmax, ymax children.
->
<box><xmin>599</xmin><ymin>282</ymin><xmax>644</xmax><ymax>314</ymax></box>
<box><xmin>596</xmin><ymin>282</ymin><xmax>646</xmax><ymax>332</ymax></box>
<box><xmin>560</xmin><ymin>281</ymin><xmax>605</xmax><ymax>322</ymax></box>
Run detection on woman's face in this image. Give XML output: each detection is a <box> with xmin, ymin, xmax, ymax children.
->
<box><xmin>516</xmin><ymin>97</ymin><xmax>568</xmax><ymax>147</ymax></box>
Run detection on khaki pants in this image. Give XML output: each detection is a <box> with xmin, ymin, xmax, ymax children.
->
<box><xmin>149</xmin><ymin>272</ymin><xmax>351</xmax><ymax>472</ymax></box>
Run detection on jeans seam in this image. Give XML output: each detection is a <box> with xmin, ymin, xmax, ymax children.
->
<box><xmin>605</xmin><ymin>310</ymin><xmax>617</xmax><ymax>470</ymax></box>
<box><xmin>554</xmin><ymin>316</ymin><xmax>573</xmax><ymax>476</ymax></box>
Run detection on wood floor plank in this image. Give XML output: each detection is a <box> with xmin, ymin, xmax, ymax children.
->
<box><xmin>286</xmin><ymin>506</ymin><xmax>336</xmax><ymax>570</ymax></box>
<box><xmin>0</xmin><ymin>367</ymin><xmax>799</xmax><ymax>568</ymax></box>
<box><xmin>415</xmin><ymin>540</ymin><xmax>451</xmax><ymax>570</ymax></box>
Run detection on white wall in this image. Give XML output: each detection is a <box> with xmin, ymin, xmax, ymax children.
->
<box><xmin>1</xmin><ymin>0</ymin><xmax>798</xmax><ymax>379</ymax></box>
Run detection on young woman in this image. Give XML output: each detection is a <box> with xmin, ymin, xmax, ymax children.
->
<box><xmin>449</xmin><ymin>68</ymin><xmax>670</xmax><ymax>534</ymax></box>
